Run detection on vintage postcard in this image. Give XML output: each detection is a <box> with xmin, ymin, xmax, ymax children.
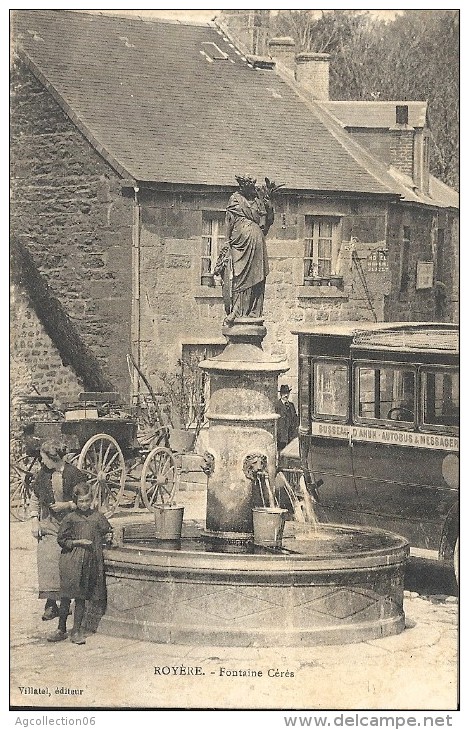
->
<box><xmin>10</xmin><ymin>7</ymin><xmax>459</xmax><ymax>716</ymax></box>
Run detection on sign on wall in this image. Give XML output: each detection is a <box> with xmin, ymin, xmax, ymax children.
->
<box><xmin>416</xmin><ymin>260</ymin><xmax>434</xmax><ymax>289</ymax></box>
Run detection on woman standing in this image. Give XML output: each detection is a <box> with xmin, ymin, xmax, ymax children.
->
<box><xmin>29</xmin><ymin>440</ymin><xmax>86</xmax><ymax>621</ymax></box>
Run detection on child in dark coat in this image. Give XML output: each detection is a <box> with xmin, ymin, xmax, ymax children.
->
<box><xmin>47</xmin><ymin>482</ymin><xmax>112</xmax><ymax>645</ymax></box>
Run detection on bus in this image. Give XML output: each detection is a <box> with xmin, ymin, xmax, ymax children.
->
<box><xmin>284</xmin><ymin>322</ymin><xmax>459</xmax><ymax>575</ymax></box>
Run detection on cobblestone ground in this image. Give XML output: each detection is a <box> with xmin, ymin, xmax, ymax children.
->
<box><xmin>10</xmin><ymin>507</ymin><xmax>458</xmax><ymax>711</ymax></box>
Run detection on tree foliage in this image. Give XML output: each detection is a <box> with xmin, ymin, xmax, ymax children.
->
<box><xmin>272</xmin><ymin>10</ymin><xmax>459</xmax><ymax>189</ymax></box>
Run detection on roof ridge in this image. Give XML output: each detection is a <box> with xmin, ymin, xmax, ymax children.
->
<box><xmin>12</xmin><ymin>10</ymin><xmax>455</xmax><ymax>198</ymax></box>
<box><xmin>54</xmin><ymin>9</ymin><xmax>213</xmax><ymax>27</ymax></box>
<box><xmin>244</xmin><ymin>53</ymin><xmax>400</xmax><ymax>197</ymax></box>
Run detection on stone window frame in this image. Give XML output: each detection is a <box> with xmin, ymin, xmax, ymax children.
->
<box><xmin>399</xmin><ymin>226</ymin><xmax>411</xmax><ymax>293</ymax></box>
<box><xmin>303</xmin><ymin>215</ymin><xmax>342</xmax><ymax>285</ymax></box>
<box><xmin>201</xmin><ymin>211</ymin><xmax>226</xmax><ymax>285</ymax></box>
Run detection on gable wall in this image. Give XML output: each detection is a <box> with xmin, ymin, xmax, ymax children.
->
<box><xmin>10</xmin><ymin>60</ymin><xmax>133</xmax><ymax>397</ymax></box>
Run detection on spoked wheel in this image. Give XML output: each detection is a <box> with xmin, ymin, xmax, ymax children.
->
<box><xmin>10</xmin><ymin>455</ymin><xmax>40</xmax><ymax>521</ymax></box>
<box><xmin>77</xmin><ymin>434</ymin><xmax>126</xmax><ymax>516</ymax></box>
<box><xmin>140</xmin><ymin>446</ymin><xmax>178</xmax><ymax>511</ymax></box>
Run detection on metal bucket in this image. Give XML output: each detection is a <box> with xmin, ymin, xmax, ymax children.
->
<box><xmin>154</xmin><ymin>505</ymin><xmax>184</xmax><ymax>540</ymax></box>
<box><xmin>252</xmin><ymin>507</ymin><xmax>288</xmax><ymax>547</ymax></box>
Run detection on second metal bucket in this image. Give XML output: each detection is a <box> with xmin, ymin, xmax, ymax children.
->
<box><xmin>154</xmin><ymin>505</ymin><xmax>185</xmax><ymax>540</ymax></box>
<box><xmin>252</xmin><ymin>507</ymin><xmax>288</xmax><ymax>547</ymax></box>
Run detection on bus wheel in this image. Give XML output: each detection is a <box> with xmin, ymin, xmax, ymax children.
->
<box><xmin>453</xmin><ymin>537</ymin><xmax>459</xmax><ymax>586</ymax></box>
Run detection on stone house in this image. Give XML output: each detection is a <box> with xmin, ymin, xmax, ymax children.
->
<box><xmin>10</xmin><ymin>10</ymin><xmax>458</xmax><ymax>424</ymax></box>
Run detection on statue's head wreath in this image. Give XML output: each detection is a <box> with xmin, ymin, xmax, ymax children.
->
<box><xmin>235</xmin><ymin>174</ymin><xmax>257</xmax><ymax>187</ymax></box>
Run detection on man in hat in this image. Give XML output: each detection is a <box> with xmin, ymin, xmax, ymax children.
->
<box><xmin>276</xmin><ymin>384</ymin><xmax>299</xmax><ymax>452</ymax></box>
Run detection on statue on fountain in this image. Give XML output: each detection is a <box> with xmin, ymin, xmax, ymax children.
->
<box><xmin>214</xmin><ymin>174</ymin><xmax>283</xmax><ymax>325</ymax></box>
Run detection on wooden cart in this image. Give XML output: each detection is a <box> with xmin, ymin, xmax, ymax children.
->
<box><xmin>11</xmin><ymin>392</ymin><xmax>181</xmax><ymax>520</ymax></box>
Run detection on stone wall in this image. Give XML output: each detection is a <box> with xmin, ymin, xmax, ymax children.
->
<box><xmin>10</xmin><ymin>59</ymin><xmax>133</xmax><ymax>396</ymax></box>
<box><xmin>349</xmin><ymin>129</ymin><xmax>427</xmax><ymax>191</ymax></box>
<box><xmin>11</xmin><ymin>57</ymin><xmax>457</xmax><ymax>422</ymax></box>
<box><xmin>384</xmin><ymin>206</ymin><xmax>458</xmax><ymax>323</ymax></box>
<box><xmin>137</xmin><ymin>190</ymin><xmax>391</xmax><ymax>402</ymax></box>
<box><xmin>10</xmin><ymin>283</ymin><xmax>84</xmax><ymax>457</ymax></box>
<box><xmin>348</xmin><ymin>130</ymin><xmax>392</xmax><ymax>167</ymax></box>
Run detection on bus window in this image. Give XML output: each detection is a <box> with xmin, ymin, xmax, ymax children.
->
<box><xmin>355</xmin><ymin>365</ymin><xmax>415</xmax><ymax>424</ymax></box>
<box><xmin>422</xmin><ymin>369</ymin><xmax>459</xmax><ymax>428</ymax></box>
<box><xmin>313</xmin><ymin>360</ymin><xmax>348</xmax><ymax>419</ymax></box>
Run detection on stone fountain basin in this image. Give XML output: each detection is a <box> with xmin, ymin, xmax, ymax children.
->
<box><xmin>97</xmin><ymin>520</ymin><xmax>409</xmax><ymax>647</ymax></box>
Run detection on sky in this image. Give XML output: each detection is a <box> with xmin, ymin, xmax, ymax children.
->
<box><xmin>80</xmin><ymin>8</ymin><xmax>404</xmax><ymax>24</ymax></box>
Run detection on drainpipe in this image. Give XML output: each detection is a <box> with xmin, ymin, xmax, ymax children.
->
<box><xmin>131</xmin><ymin>185</ymin><xmax>141</xmax><ymax>398</ymax></box>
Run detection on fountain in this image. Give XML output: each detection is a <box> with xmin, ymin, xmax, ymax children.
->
<box><xmin>97</xmin><ymin>318</ymin><xmax>408</xmax><ymax>646</ymax></box>
<box><xmin>96</xmin><ymin>175</ymin><xmax>408</xmax><ymax>646</ymax></box>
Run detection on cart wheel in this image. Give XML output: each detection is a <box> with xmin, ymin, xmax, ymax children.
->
<box><xmin>77</xmin><ymin>434</ymin><xmax>125</xmax><ymax>516</ymax></box>
<box><xmin>10</xmin><ymin>455</ymin><xmax>40</xmax><ymax>521</ymax></box>
<box><xmin>140</xmin><ymin>446</ymin><xmax>178</xmax><ymax>511</ymax></box>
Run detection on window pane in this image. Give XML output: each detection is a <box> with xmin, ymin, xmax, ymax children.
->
<box><xmin>201</xmin><ymin>236</ymin><xmax>212</xmax><ymax>258</ymax></box>
<box><xmin>400</xmin><ymin>228</ymin><xmax>411</xmax><ymax>292</ymax></box>
<box><xmin>318</xmin><ymin>238</ymin><xmax>332</xmax><ymax>276</ymax></box>
<box><xmin>318</xmin><ymin>220</ymin><xmax>333</xmax><ymax>238</ymax></box>
<box><xmin>356</xmin><ymin>366</ymin><xmax>415</xmax><ymax>422</ymax></box>
<box><xmin>299</xmin><ymin>358</ymin><xmax>310</xmax><ymax>424</ymax></box>
<box><xmin>357</xmin><ymin>368</ymin><xmax>376</xmax><ymax>418</ymax></box>
<box><xmin>201</xmin><ymin>256</ymin><xmax>211</xmax><ymax>274</ymax></box>
<box><xmin>314</xmin><ymin>361</ymin><xmax>348</xmax><ymax>417</ymax></box>
<box><xmin>318</xmin><ymin>259</ymin><xmax>332</xmax><ymax>277</ymax></box>
<box><xmin>422</xmin><ymin>371</ymin><xmax>459</xmax><ymax>427</ymax></box>
<box><xmin>379</xmin><ymin>368</ymin><xmax>414</xmax><ymax>421</ymax></box>
<box><xmin>202</xmin><ymin>217</ymin><xmax>213</xmax><ymax>236</ymax></box>
<box><xmin>318</xmin><ymin>238</ymin><xmax>332</xmax><ymax>259</ymax></box>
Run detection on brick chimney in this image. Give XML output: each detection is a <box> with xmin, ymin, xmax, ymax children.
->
<box><xmin>268</xmin><ymin>36</ymin><xmax>296</xmax><ymax>71</ymax></box>
<box><xmin>389</xmin><ymin>104</ymin><xmax>415</xmax><ymax>181</ymax></box>
<box><xmin>295</xmin><ymin>52</ymin><xmax>330</xmax><ymax>100</ymax></box>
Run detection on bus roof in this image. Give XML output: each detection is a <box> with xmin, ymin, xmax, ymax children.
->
<box><xmin>292</xmin><ymin>322</ymin><xmax>459</xmax><ymax>354</ymax></box>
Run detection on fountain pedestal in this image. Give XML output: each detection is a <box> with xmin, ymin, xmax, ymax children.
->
<box><xmin>199</xmin><ymin>318</ymin><xmax>288</xmax><ymax>540</ymax></box>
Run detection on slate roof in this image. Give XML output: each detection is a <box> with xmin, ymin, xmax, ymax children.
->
<box><xmin>11</xmin><ymin>9</ymin><xmax>397</xmax><ymax>195</ymax></box>
<box><xmin>321</xmin><ymin>101</ymin><xmax>428</xmax><ymax>129</ymax></box>
<box><xmin>314</xmin><ymin>103</ymin><xmax>458</xmax><ymax>210</ymax></box>
<box><xmin>428</xmin><ymin>175</ymin><xmax>459</xmax><ymax>210</ymax></box>
<box><xmin>11</xmin><ymin>9</ymin><xmax>457</xmax><ymax>210</ymax></box>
